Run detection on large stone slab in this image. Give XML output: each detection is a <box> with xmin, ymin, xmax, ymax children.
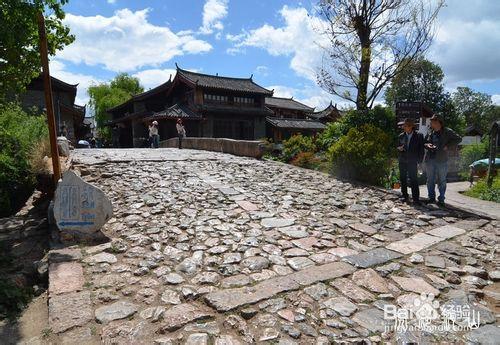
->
<box><xmin>343</xmin><ymin>247</ymin><xmax>402</xmax><ymax>268</ymax></box>
<box><xmin>352</xmin><ymin>308</ymin><xmax>388</xmax><ymax>333</ymax></box>
<box><xmin>261</xmin><ymin>218</ymin><xmax>295</xmax><ymax>228</ymax></box>
<box><xmin>49</xmin><ymin>261</ymin><xmax>84</xmax><ymax>295</ymax></box>
<box><xmin>391</xmin><ymin>276</ymin><xmax>440</xmax><ymax>296</ymax></box>
<box><xmin>159</xmin><ymin>303</ymin><xmax>214</xmax><ymax>332</ymax></box>
<box><xmin>386</xmin><ymin>233</ymin><xmax>442</xmax><ymax>255</ymax></box>
<box><xmin>95</xmin><ymin>300</ymin><xmax>138</xmax><ymax>324</ymax></box>
<box><xmin>205</xmin><ymin>262</ymin><xmax>355</xmax><ymax>311</ymax></box>
<box><xmin>330</xmin><ymin>278</ymin><xmax>375</xmax><ymax>303</ymax></box>
<box><xmin>54</xmin><ymin>170</ymin><xmax>113</xmax><ymax>234</ymax></box>
<box><xmin>426</xmin><ymin>225</ymin><xmax>466</xmax><ymax>239</ymax></box>
<box><xmin>465</xmin><ymin>325</ymin><xmax>500</xmax><ymax>345</ymax></box>
<box><xmin>49</xmin><ymin>291</ymin><xmax>92</xmax><ymax>333</ymax></box>
<box><xmin>350</xmin><ymin>223</ymin><xmax>378</xmax><ymax>235</ymax></box>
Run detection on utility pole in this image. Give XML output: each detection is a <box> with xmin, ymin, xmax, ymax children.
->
<box><xmin>37</xmin><ymin>12</ymin><xmax>61</xmax><ymax>185</ymax></box>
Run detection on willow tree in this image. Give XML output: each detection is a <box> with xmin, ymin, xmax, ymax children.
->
<box><xmin>316</xmin><ymin>0</ymin><xmax>443</xmax><ymax>110</ymax></box>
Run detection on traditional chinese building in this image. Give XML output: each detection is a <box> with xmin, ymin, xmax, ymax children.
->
<box><xmin>308</xmin><ymin>101</ymin><xmax>343</xmax><ymax>124</ymax></box>
<box><xmin>19</xmin><ymin>75</ymin><xmax>87</xmax><ymax>144</ymax></box>
<box><xmin>107</xmin><ymin>65</ymin><xmax>326</xmax><ymax>146</ymax></box>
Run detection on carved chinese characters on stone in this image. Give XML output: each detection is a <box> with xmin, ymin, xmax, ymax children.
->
<box><xmin>54</xmin><ymin>171</ymin><xmax>113</xmax><ymax>234</ymax></box>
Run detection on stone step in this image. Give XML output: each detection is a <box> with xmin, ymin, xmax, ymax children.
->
<box><xmin>204</xmin><ymin>261</ymin><xmax>355</xmax><ymax>312</ymax></box>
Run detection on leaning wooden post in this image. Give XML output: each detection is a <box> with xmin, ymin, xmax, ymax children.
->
<box><xmin>486</xmin><ymin>121</ymin><xmax>499</xmax><ymax>188</ymax></box>
<box><xmin>37</xmin><ymin>12</ymin><xmax>61</xmax><ymax>185</ymax></box>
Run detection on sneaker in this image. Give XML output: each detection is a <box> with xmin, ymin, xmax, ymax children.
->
<box><xmin>437</xmin><ymin>201</ymin><xmax>445</xmax><ymax>207</ymax></box>
<box><xmin>425</xmin><ymin>199</ymin><xmax>436</xmax><ymax>204</ymax></box>
<box><xmin>413</xmin><ymin>200</ymin><xmax>422</xmax><ymax>206</ymax></box>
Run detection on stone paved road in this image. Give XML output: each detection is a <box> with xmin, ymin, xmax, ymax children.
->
<box><xmin>50</xmin><ymin>149</ymin><xmax>499</xmax><ymax>344</ymax></box>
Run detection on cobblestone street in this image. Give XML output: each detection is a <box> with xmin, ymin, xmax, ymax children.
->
<box><xmin>49</xmin><ymin>149</ymin><xmax>499</xmax><ymax>344</ymax></box>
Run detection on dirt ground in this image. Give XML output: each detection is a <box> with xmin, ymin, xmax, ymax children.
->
<box><xmin>0</xmin><ymin>293</ymin><xmax>52</xmax><ymax>345</ymax></box>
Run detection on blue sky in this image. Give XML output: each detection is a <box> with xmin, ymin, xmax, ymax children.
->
<box><xmin>51</xmin><ymin>0</ymin><xmax>500</xmax><ymax>110</ymax></box>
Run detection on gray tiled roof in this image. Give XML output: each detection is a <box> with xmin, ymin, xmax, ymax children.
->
<box><xmin>177</xmin><ymin>67</ymin><xmax>273</xmax><ymax>95</ymax></box>
<box><xmin>265</xmin><ymin>97</ymin><xmax>314</xmax><ymax>112</ymax></box>
<box><xmin>147</xmin><ymin>104</ymin><xmax>202</xmax><ymax>121</ymax></box>
<box><xmin>308</xmin><ymin>102</ymin><xmax>339</xmax><ymax>120</ymax></box>
<box><xmin>266</xmin><ymin>117</ymin><xmax>326</xmax><ymax>130</ymax></box>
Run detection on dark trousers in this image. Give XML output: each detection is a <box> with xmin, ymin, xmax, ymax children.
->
<box><xmin>178</xmin><ymin>134</ymin><xmax>183</xmax><ymax>149</ymax></box>
<box><xmin>399</xmin><ymin>160</ymin><xmax>419</xmax><ymax>201</ymax></box>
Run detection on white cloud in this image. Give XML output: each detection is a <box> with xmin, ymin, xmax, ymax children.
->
<box><xmin>200</xmin><ymin>0</ymin><xmax>229</xmax><ymax>35</ymax></box>
<box><xmin>107</xmin><ymin>0</ymin><xmax>116</xmax><ymax>4</ymax></box>
<box><xmin>132</xmin><ymin>68</ymin><xmax>177</xmax><ymax>90</ymax></box>
<box><xmin>182</xmin><ymin>40</ymin><xmax>213</xmax><ymax>54</ymax></box>
<box><xmin>50</xmin><ymin>59</ymin><xmax>102</xmax><ymax>105</ymax></box>
<box><xmin>492</xmin><ymin>95</ymin><xmax>500</xmax><ymax>105</ymax></box>
<box><xmin>254</xmin><ymin>65</ymin><xmax>268</xmax><ymax>77</ymax></box>
<box><xmin>229</xmin><ymin>6</ymin><xmax>327</xmax><ymax>81</ymax></box>
<box><xmin>430</xmin><ymin>0</ymin><xmax>500</xmax><ymax>84</ymax></box>
<box><xmin>57</xmin><ymin>9</ymin><xmax>212</xmax><ymax>72</ymax></box>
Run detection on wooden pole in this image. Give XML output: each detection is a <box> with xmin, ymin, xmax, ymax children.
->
<box><xmin>37</xmin><ymin>12</ymin><xmax>61</xmax><ymax>185</ymax></box>
<box><xmin>487</xmin><ymin>121</ymin><xmax>498</xmax><ymax>188</ymax></box>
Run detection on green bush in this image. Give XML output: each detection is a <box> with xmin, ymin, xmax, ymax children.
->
<box><xmin>0</xmin><ymin>103</ymin><xmax>48</xmax><ymax>217</ymax></box>
<box><xmin>464</xmin><ymin>177</ymin><xmax>500</xmax><ymax>203</ymax></box>
<box><xmin>459</xmin><ymin>139</ymin><xmax>490</xmax><ymax>174</ymax></box>
<box><xmin>316</xmin><ymin>122</ymin><xmax>344</xmax><ymax>151</ymax></box>
<box><xmin>315</xmin><ymin>105</ymin><xmax>397</xmax><ymax>152</ymax></box>
<box><xmin>327</xmin><ymin>124</ymin><xmax>392</xmax><ymax>186</ymax></box>
<box><xmin>282</xmin><ymin>134</ymin><xmax>316</xmax><ymax>162</ymax></box>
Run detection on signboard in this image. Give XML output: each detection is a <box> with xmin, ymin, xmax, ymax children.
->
<box><xmin>54</xmin><ymin>171</ymin><xmax>113</xmax><ymax>234</ymax></box>
<box><xmin>396</xmin><ymin>101</ymin><xmax>423</xmax><ymax>121</ymax></box>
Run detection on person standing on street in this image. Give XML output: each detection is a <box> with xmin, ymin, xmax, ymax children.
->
<box><xmin>176</xmin><ymin>118</ymin><xmax>186</xmax><ymax>149</ymax></box>
<box><xmin>149</xmin><ymin>120</ymin><xmax>160</xmax><ymax>148</ymax></box>
<box><xmin>397</xmin><ymin>118</ymin><xmax>424</xmax><ymax>205</ymax></box>
<box><xmin>424</xmin><ymin>115</ymin><xmax>462</xmax><ymax>206</ymax></box>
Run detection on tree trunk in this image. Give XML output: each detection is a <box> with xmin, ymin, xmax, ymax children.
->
<box><xmin>354</xmin><ymin>9</ymin><xmax>371</xmax><ymax>111</ymax></box>
<box><xmin>357</xmin><ymin>42</ymin><xmax>371</xmax><ymax>110</ymax></box>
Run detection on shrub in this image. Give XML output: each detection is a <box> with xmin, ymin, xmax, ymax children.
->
<box><xmin>0</xmin><ymin>103</ymin><xmax>48</xmax><ymax>217</ymax></box>
<box><xmin>459</xmin><ymin>139</ymin><xmax>489</xmax><ymax>174</ymax></box>
<box><xmin>282</xmin><ymin>134</ymin><xmax>316</xmax><ymax>162</ymax></box>
<box><xmin>316</xmin><ymin>105</ymin><xmax>397</xmax><ymax>152</ymax></box>
<box><xmin>290</xmin><ymin>151</ymin><xmax>321</xmax><ymax>169</ymax></box>
<box><xmin>327</xmin><ymin>124</ymin><xmax>392</xmax><ymax>186</ymax></box>
<box><xmin>464</xmin><ymin>177</ymin><xmax>500</xmax><ymax>203</ymax></box>
<box><xmin>316</xmin><ymin>122</ymin><xmax>344</xmax><ymax>151</ymax></box>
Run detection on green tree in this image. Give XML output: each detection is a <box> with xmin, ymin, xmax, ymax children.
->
<box><xmin>88</xmin><ymin>73</ymin><xmax>144</xmax><ymax>138</ymax></box>
<box><xmin>452</xmin><ymin>87</ymin><xmax>494</xmax><ymax>133</ymax></box>
<box><xmin>385</xmin><ymin>58</ymin><xmax>446</xmax><ymax>110</ymax></box>
<box><xmin>385</xmin><ymin>58</ymin><xmax>466</xmax><ymax>133</ymax></box>
<box><xmin>0</xmin><ymin>0</ymin><xmax>74</xmax><ymax>100</ymax></box>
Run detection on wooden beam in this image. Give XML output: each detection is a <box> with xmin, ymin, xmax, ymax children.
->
<box><xmin>37</xmin><ymin>12</ymin><xmax>61</xmax><ymax>184</ymax></box>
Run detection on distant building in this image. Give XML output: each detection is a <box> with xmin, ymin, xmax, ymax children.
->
<box><xmin>264</xmin><ymin>96</ymin><xmax>325</xmax><ymax>142</ymax></box>
<box><xmin>19</xmin><ymin>75</ymin><xmax>86</xmax><ymax>144</ymax></box>
<box><xmin>460</xmin><ymin>125</ymin><xmax>483</xmax><ymax>146</ymax></box>
<box><xmin>308</xmin><ymin>101</ymin><xmax>343</xmax><ymax>124</ymax></box>
<box><xmin>107</xmin><ymin>65</ymin><xmax>325</xmax><ymax>146</ymax></box>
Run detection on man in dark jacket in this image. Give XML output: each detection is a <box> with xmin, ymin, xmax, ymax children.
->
<box><xmin>398</xmin><ymin>118</ymin><xmax>424</xmax><ymax>204</ymax></box>
<box><xmin>424</xmin><ymin>115</ymin><xmax>462</xmax><ymax>206</ymax></box>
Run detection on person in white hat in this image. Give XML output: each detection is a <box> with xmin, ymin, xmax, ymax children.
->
<box><xmin>149</xmin><ymin>120</ymin><xmax>160</xmax><ymax>148</ymax></box>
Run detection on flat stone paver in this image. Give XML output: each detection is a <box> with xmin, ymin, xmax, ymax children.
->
<box><xmin>386</xmin><ymin>232</ymin><xmax>443</xmax><ymax>254</ymax></box>
<box><xmin>205</xmin><ymin>262</ymin><xmax>355</xmax><ymax>311</ymax></box>
<box><xmin>343</xmin><ymin>247</ymin><xmax>402</xmax><ymax>268</ymax></box>
<box><xmin>50</xmin><ymin>149</ymin><xmax>497</xmax><ymax>344</ymax></box>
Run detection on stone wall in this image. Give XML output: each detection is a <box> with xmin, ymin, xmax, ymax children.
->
<box><xmin>159</xmin><ymin>137</ymin><xmax>264</xmax><ymax>158</ymax></box>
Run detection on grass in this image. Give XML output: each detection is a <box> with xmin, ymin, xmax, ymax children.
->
<box><xmin>464</xmin><ymin>177</ymin><xmax>500</xmax><ymax>203</ymax></box>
